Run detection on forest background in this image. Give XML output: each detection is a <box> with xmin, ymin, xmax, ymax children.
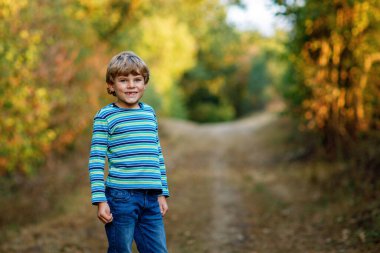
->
<box><xmin>1</xmin><ymin>0</ymin><xmax>288</xmax><ymax>177</ymax></box>
<box><xmin>0</xmin><ymin>0</ymin><xmax>379</xmax><ymax>250</ymax></box>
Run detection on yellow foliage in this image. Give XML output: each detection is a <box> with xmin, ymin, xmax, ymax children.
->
<box><xmin>208</xmin><ymin>77</ymin><xmax>225</xmax><ymax>95</ymax></box>
<box><xmin>130</xmin><ymin>15</ymin><xmax>196</xmax><ymax>115</ymax></box>
<box><xmin>352</xmin><ymin>2</ymin><xmax>370</xmax><ymax>36</ymax></box>
<box><xmin>296</xmin><ymin>0</ymin><xmax>380</xmax><ymax>144</ymax></box>
<box><xmin>0</xmin><ymin>0</ymin><xmax>27</xmax><ymax>18</ymax></box>
<box><xmin>0</xmin><ymin>0</ymin><xmax>86</xmax><ymax>174</ymax></box>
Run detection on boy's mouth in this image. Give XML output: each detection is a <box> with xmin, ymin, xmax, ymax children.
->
<box><xmin>126</xmin><ymin>92</ymin><xmax>138</xmax><ymax>96</ymax></box>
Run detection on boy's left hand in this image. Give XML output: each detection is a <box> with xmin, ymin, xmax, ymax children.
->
<box><xmin>158</xmin><ymin>196</ymin><xmax>168</xmax><ymax>217</ymax></box>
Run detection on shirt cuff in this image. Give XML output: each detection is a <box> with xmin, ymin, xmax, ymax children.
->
<box><xmin>161</xmin><ymin>188</ymin><xmax>170</xmax><ymax>197</ymax></box>
<box><xmin>91</xmin><ymin>192</ymin><xmax>107</xmax><ymax>205</ymax></box>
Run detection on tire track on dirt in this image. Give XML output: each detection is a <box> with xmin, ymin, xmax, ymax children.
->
<box><xmin>200</xmin><ymin>113</ymin><xmax>276</xmax><ymax>252</ymax></box>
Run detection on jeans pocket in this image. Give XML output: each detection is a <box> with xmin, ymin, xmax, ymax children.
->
<box><xmin>106</xmin><ymin>188</ymin><xmax>131</xmax><ymax>203</ymax></box>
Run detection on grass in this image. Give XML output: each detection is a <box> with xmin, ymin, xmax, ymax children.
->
<box><xmin>244</xmin><ymin>115</ymin><xmax>380</xmax><ymax>252</ymax></box>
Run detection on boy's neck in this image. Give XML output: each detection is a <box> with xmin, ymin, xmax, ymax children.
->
<box><xmin>114</xmin><ymin>101</ymin><xmax>141</xmax><ymax>109</ymax></box>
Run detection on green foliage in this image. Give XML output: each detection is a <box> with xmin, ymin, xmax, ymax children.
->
<box><xmin>123</xmin><ymin>14</ymin><xmax>197</xmax><ymax>116</ymax></box>
<box><xmin>178</xmin><ymin>8</ymin><xmax>241</xmax><ymax>122</ymax></box>
<box><xmin>0</xmin><ymin>0</ymin><xmax>284</xmax><ymax>175</ymax></box>
<box><xmin>247</xmin><ymin>31</ymin><xmax>288</xmax><ymax>113</ymax></box>
<box><xmin>190</xmin><ymin>102</ymin><xmax>235</xmax><ymax>123</ymax></box>
<box><xmin>181</xmin><ymin>28</ymin><xmax>288</xmax><ymax>122</ymax></box>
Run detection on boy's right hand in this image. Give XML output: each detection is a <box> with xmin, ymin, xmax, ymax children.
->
<box><xmin>97</xmin><ymin>202</ymin><xmax>113</xmax><ymax>224</ymax></box>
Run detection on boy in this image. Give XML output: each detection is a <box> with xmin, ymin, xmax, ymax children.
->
<box><xmin>88</xmin><ymin>51</ymin><xmax>170</xmax><ymax>253</ymax></box>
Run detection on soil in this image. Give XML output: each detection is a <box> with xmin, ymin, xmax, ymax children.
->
<box><xmin>1</xmin><ymin>112</ymin><xmax>376</xmax><ymax>253</ymax></box>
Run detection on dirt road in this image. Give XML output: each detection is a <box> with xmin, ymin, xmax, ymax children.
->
<box><xmin>1</xmin><ymin>112</ymin><xmax>363</xmax><ymax>252</ymax></box>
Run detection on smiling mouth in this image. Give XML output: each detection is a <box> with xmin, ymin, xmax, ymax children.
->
<box><xmin>126</xmin><ymin>92</ymin><xmax>138</xmax><ymax>96</ymax></box>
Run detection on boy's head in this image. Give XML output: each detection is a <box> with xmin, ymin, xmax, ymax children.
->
<box><xmin>106</xmin><ymin>51</ymin><xmax>150</xmax><ymax>96</ymax></box>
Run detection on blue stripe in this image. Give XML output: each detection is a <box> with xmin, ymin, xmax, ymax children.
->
<box><xmin>88</xmin><ymin>102</ymin><xmax>169</xmax><ymax>204</ymax></box>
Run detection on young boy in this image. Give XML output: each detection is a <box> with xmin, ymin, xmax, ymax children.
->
<box><xmin>88</xmin><ymin>51</ymin><xmax>170</xmax><ymax>253</ymax></box>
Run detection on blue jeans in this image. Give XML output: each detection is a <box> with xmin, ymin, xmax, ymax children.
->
<box><xmin>105</xmin><ymin>187</ymin><xmax>168</xmax><ymax>253</ymax></box>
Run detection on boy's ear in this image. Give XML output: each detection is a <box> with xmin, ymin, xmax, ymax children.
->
<box><xmin>107</xmin><ymin>83</ymin><xmax>114</xmax><ymax>92</ymax></box>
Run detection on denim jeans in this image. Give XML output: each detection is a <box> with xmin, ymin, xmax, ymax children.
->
<box><xmin>105</xmin><ymin>187</ymin><xmax>168</xmax><ymax>253</ymax></box>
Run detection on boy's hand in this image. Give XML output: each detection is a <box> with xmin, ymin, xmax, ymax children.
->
<box><xmin>158</xmin><ymin>196</ymin><xmax>168</xmax><ymax>217</ymax></box>
<box><xmin>97</xmin><ymin>202</ymin><xmax>113</xmax><ymax>224</ymax></box>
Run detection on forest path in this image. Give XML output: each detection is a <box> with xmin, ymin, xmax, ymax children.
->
<box><xmin>1</xmin><ymin>111</ymin><xmax>357</xmax><ymax>253</ymax></box>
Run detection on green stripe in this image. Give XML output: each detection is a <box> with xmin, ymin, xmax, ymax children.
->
<box><xmin>89</xmin><ymin>158</ymin><xmax>105</xmax><ymax>163</ymax></box>
<box><xmin>112</xmin><ymin>144</ymin><xmax>156</xmax><ymax>152</ymax></box>
<box><xmin>109</xmin><ymin>132</ymin><xmax>155</xmax><ymax>141</ymax></box>
<box><xmin>110</xmin><ymin>168</ymin><xmax>159</xmax><ymax>174</ymax></box>
<box><xmin>111</xmin><ymin>121</ymin><xmax>155</xmax><ymax>130</ymax></box>
<box><xmin>91</xmin><ymin>146</ymin><xmax>107</xmax><ymax>151</ymax></box>
<box><xmin>108</xmin><ymin>178</ymin><xmax>162</xmax><ymax>185</ymax></box>
<box><xmin>111</xmin><ymin>156</ymin><xmax>158</xmax><ymax>163</ymax></box>
<box><xmin>91</xmin><ymin>182</ymin><xmax>105</xmax><ymax>187</ymax></box>
<box><xmin>108</xmin><ymin>111</ymin><xmax>151</xmax><ymax>121</ymax></box>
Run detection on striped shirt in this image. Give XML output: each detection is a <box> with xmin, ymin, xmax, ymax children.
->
<box><xmin>88</xmin><ymin>102</ymin><xmax>169</xmax><ymax>204</ymax></box>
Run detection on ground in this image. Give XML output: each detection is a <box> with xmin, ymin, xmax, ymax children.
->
<box><xmin>1</xmin><ymin>112</ymin><xmax>377</xmax><ymax>252</ymax></box>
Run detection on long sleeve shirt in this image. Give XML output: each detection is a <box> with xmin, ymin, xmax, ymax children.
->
<box><xmin>88</xmin><ymin>102</ymin><xmax>169</xmax><ymax>204</ymax></box>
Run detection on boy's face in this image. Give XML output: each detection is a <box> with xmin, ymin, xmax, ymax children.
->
<box><xmin>108</xmin><ymin>73</ymin><xmax>146</xmax><ymax>109</ymax></box>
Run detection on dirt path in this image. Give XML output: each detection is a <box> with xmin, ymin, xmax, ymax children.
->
<box><xmin>1</xmin><ymin>112</ymin><xmax>365</xmax><ymax>252</ymax></box>
<box><xmin>201</xmin><ymin>113</ymin><xmax>276</xmax><ymax>253</ymax></box>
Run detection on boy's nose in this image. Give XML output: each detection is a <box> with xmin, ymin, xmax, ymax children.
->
<box><xmin>127</xmin><ymin>82</ymin><xmax>135</xmax><ymax>88</ymax></box>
